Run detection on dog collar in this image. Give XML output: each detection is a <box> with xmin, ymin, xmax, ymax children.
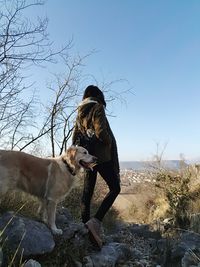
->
<box><xmin>62</xmin><ymin>159</ymin><xmax>76</xmax><ymax>176</ymax></box>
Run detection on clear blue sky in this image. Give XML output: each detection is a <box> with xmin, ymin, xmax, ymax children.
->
<box><xmin>32</xmin><ymin>1</ymin><xmax>200</xmax><ymax>161</ymax></box>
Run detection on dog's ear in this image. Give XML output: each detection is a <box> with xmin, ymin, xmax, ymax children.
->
<box><xmin>67</xmin><ymin>146</ymin><xmax>77</xmax><ymax>162</ymax></box>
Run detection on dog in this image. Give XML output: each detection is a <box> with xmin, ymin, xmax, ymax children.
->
<box><xmin>0</xmin><ymin>146</ymin><xmax>97</xmax><ymax>234</ymax></box>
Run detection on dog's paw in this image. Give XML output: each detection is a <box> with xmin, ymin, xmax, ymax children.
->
<box><xmin>51</xmin><ymin>227</ymin><xmax>63</xmax><ymax>235</ymax></box>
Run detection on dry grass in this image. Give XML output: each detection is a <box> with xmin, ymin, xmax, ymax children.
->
<box><xmin>113</xmin><ymin>164</ymin><xmax>200</xmax><ymax>234</ymax></box>
<box><xmin>0</xmin><ymin>191</ymin><xmax>40</xmax><ymax>220</ymax></box>
<box><xmin>119</xmin><ymin>183</ymin><xmax>170</xmax><ymax>224</ymax></box>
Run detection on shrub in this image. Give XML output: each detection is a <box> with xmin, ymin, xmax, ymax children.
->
<box><xmin>154</xmin><ymin>164</ymin><xmax>200</xmax><ymax>230</ymax></box>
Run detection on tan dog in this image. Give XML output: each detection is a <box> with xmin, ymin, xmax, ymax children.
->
<box><xmin>0</xmin><ymin>146</ymin><xmax>97</xmax><ymax>234</ymax></box>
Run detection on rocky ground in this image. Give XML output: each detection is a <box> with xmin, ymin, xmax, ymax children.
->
<box><xmin>0</xmin><ymin>208</ymin><xmax>200</xmax><ymax>267</ymax></box>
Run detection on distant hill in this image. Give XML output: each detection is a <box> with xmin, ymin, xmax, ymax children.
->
<box><xmin>120</xmin><ymin>160</ymin><xmax>185</xmax><ymax>171</ymax></box>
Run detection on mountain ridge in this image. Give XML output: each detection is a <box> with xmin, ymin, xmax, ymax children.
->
<box><xmin>119</xmin><ymin>160</ymin><xmax>185</xmax><ymax>170</ymax></box>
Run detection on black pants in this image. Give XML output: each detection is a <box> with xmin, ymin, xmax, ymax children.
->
<box><xmin>81</xmin><ymin>161</ymin><xmax>121</xmax><ymax>223</ymax></box>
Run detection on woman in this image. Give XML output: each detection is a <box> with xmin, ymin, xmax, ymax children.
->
<box><xmin>72</xmin><ymin>85</ymin><xmax>121</xmax><ymax>248</ymax></box>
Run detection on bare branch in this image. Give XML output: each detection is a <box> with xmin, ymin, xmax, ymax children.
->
<box><xmin>19</xmin><ymin>125</ymin><xmax>55</xmax><ymax>151</ymax></box>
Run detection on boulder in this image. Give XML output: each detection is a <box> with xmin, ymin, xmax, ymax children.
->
<box><xmin>0</xmin><ymin>212</ymin><xmax>55</xmax><ymax>258</ymax></box>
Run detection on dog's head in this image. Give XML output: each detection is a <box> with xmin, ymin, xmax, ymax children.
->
<box><xmin>62</xmin><ymin>146</ymin><xmax>97</xmax><ymax>172</ymax></box>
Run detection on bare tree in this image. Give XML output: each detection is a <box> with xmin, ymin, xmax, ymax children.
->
<box><xmin>43</xmin><ymin>53</ymin><xmax>93</xmax><ymax>157</ymax></box>
<box><xmin>0</xmin><ymin>0</ymin><xmax>70</xmax><ymax>149</ymax></box>
<box><xmin>152</xmin><ymin>141</ymin><xmax>169</xmax><ymax>169</ymax></box>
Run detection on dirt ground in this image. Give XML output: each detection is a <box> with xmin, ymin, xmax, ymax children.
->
<box><xmin>113</xmin><ymin>182</ymin><xmax>158</xmax><ymax>223</ymax></box>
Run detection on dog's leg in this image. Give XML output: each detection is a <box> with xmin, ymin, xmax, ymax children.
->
<box><xmin>38</xmin><ymin>200</ymin><xmax>48</xmax><ymax>223</ymax></box>
<box><xmin>46</xmin><ymin>200</ymin><xmax>63</xmax><ymax>235</ymax></box>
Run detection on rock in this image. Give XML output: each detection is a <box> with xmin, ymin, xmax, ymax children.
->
<box><xmin>83</xmin><ymin>256</ymin><xmax>93</xmax><ymax>267</ymax></box>
<box><xmin>172</xmin><ymin>232</ymin><xmax>200</xmax><ymax>260</ymax></box>
<box><xmin>56</xmin><ymin>221</ymin><xmax>89</xmax><ymax>253</ymax></box>
<box><xmin>23</xmin><ymin>259</ymin><xmax>41</xmax><ymax>267</ymax></box>
<box><xmin>62</xmin><ymin>222</ymin><xmax>88</xmax><ymax>240</ymax></box>
<box><xmin>52</xmin><ymin>221</ymin><xmax>90</xmax><ymax>266</ymax></box>
<box><xmin>165</xmin><ymin>231</ymin><xmax>200</xmax><ymax>267</ymax></box>
<box><xmin>56</xmin><ymin>206</ymin><xmax>73</xmax><ymax>230</ymax></box>
<box><xmin>181</xmin><ymin>232</ymin><xmax>200</xmax><ymax>248</ymax></box>
<box><xmin>129</xmin><ymin>224</ymin><xmax>161</xmax><ymax>239</ymax></box>
<box><xmin>105</xmin><ymin>223</ymin><xmax>161</xmax><ymax>266</ymax></box>
<box><xmin>83</xmin><ymin>242</ymin><xmax>141</xmax><ymax>267</ymax></box>
<box><xmin>0</xmin><ymin>212</ymin><xmax>55</xmax><ymax>258</ymax></box>
<box><xmin>182</xmin><ymin>251</ymin><xmax>200</xmax><ymax>267</ymax></box>
<box><xmin>156</xmin><ymin>238</ymin><xmax>169</xmax><ymax>251</ymax></box>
